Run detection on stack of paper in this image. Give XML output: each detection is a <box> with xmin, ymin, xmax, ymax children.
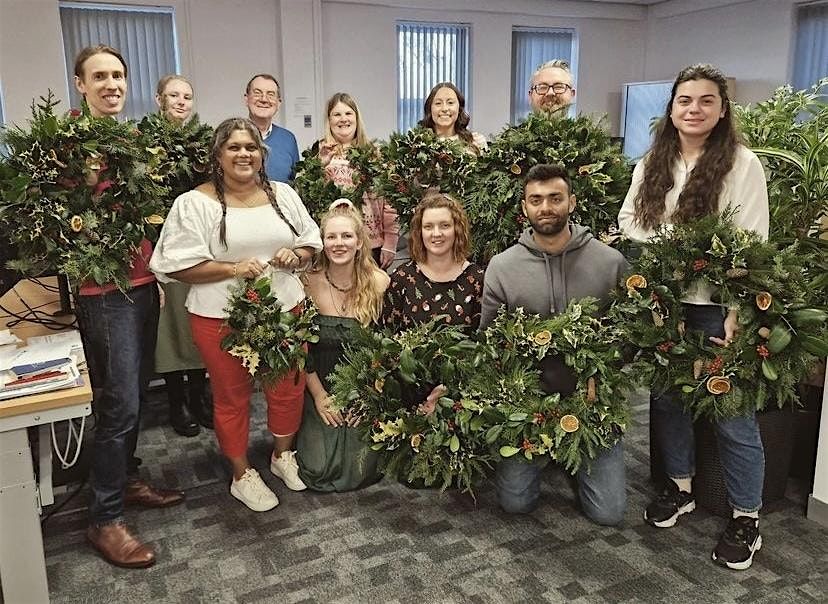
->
<box><xmin>0</xmin><ymin>339</ymin><xmax>83</xmax><ymax>401</ymax></box>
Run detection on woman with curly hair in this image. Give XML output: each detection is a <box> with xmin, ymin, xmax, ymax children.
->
<box><xmin>419</xmin><ymin>82</ymin><xmax>487</xmax><ymax>155</ymax></box>
<box><xmin>295</xmin><ymin>200</ymin><xmax>390</xmax><ymax>491</ymax></box>
<box><xmin>618</xmin><ymin>64</ymin><xmax>769</xmax><ymax>571</ymax></box>
<box><xmin>150</xmin><ymin>118</ymin><xmax>322</xmax><ymax>512</ymax></box>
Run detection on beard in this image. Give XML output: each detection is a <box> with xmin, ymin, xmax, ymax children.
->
<box><xmin>529</xmin><ymin>213</ymin><xmax>568</xmax><ymax>236</ymax></box>
<box><xmin>536</xmin><ymin>97</ymin><xmax>569</xmax><ymax>114</ymax></box>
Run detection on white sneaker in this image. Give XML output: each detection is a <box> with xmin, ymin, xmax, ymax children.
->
<box><xmin>230</xmin><ymin>468</ymin><xmax>279</xmax><ymax>512</ymax></box>
<box><xmin>270</xmin><ymin>450</ymin><xmax>307</xmax><ymax>491</ymax></box>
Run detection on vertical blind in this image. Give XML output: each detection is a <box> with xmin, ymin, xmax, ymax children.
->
<box><xmin>793</xmin><ymin>3</ymin><xmax>828</xmax><ymax>91</ymax></box>
<box><xmin>59</xmin><ymin>2</ymin><xmax>178</xmax><ymax>120</ymax></box>
<box><xmin>511</xmin><ymin>28</ymin><xmax>575</xmax><ymax>123</ymax></box>
<box><xmin>397</xmin><ymin>22</ymin><xmax>470</xmax><ymax>133</ymax></box>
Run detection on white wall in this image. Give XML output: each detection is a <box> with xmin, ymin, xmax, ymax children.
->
<box><xmin>322</xmin><ymin>0</ymin><xmax>646</xmax><ymax>141</ymax></box>
<box><xmin>643</xmin><ymin>0</ymin><xmax>799</xmax><ymax>104</ymax></box>
<box><xmin>0</xmin><ymin>0</ymin><xmax>284</xmax><ymax>128</ymax></box>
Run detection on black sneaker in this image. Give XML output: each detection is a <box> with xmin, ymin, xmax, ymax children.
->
<box><xmin>644</xmin><ymin>480</ymin><xmax>696</xmax><ymax>528</ymax></box>
<box><xmin>711</xmin><ymin>516</ymin><xmax>762</xmax><ymax>570</ymax></box>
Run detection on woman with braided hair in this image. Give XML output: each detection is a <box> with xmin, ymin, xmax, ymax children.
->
<box><xmin>150</xmin><ymin>117</ymin><xmax>322</xmax><ymax>511</ymax></box>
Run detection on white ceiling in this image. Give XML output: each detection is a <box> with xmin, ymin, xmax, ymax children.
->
<box><xmin>574</xmin><ymin>0</ymin><xmax>666</xmax><ymax>4</ymax></box>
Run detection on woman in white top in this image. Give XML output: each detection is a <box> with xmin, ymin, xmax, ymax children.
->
<box><xmin>150</xmin><ymin>118</ymin><xmax>322</xmax><ymax>512</ymax></box>
<box><xmin>418</xmin><ymin>82</ymin><xmax>487</xmax><ymax>155</ymax></box>
<box><xmin>617</xmin><ymin>64</ymin><xmax>769</xmax><ymax>571</ymax></box>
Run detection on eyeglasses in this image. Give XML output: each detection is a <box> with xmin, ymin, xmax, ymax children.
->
<box><xmin>250</xmin><ymin>89</ymin><xmax>280</xmax><ymax>101</ymax></box>
<box><xmin>530</xmin><ymin>83</ymin><xmax>573</xmax><ymax>95</ymax></box>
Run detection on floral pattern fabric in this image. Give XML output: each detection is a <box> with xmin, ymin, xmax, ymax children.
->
<box><xmin>382</xmin><ymin>261</ymin><xmax>485</xmax><ymax>331</ymax></box>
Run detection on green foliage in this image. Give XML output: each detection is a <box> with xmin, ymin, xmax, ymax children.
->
<box><xmin>734</xmin><ymin>78</ymin><xmax>828</xmax><ymax>242</ymax></box>
<box><xmin>137</xmin><ymin>112</ymin><xmax>212</xmax><ymax>208</ymax></box>
<box><xmin>221</xmin><ymin>273</ymin><xmax>319</xmax><ymax>381</ymax></box>
<box><xmin>0</xmin><ymin>93</ymin><xmax>168</xmax><ymax>291</ymax></box>
<box><xmin>464</xmin><ymin>113</ymin><xmax>632</xmax><ymax>261</ymax></box>
<box><xmin>610</xmin><ymin>213</ymin><xmax>827</xmax><ymax>419</ymax></box>
<box><xmin>371</xmin><ymin>128</ymin><xmax>475</xmax><ymax>226</ymax></box>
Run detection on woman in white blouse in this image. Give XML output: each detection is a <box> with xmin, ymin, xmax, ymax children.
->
<box><xmin>617</xmin><ymin>64</ymin><xmax>769</xmax><ymax>571</ymax></box>
<box><xmin>150</xmin><ymin>118</ymin><xmax>322</xmax><ymax>512</ymax></box>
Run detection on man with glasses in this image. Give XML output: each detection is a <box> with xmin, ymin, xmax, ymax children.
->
<box><xmin>244</xmin><ymin>73</ymin><xmax>300</xmax><ymax>182</ymax></box>
<box><xmin>528</xmin><ymin>60</ymin><xmax>576</xmax><ymax>115</ymax></box>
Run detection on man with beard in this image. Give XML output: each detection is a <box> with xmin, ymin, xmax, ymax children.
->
<box><xmin>480</xmin><ymin>163</ymin><xmax>628</xmax><ymax>525</ymax></box>
<box><xmin>528</xmin><ymin>59</ymin><xmax>576</xmax><ymax>116</ymax></box>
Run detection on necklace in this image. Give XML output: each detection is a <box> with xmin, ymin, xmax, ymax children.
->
<box><xmin>328</xmin><ymin>284</ymin><xmax>349</xmax><ymax>316</ymax></box>
<box><xmin>325</xmin><ymin>269</ymin><xmax>353</xmax><ymax>293</ymax></box>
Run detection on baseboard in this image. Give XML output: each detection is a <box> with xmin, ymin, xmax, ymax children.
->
<box><xmin>807</xmin><ymin>494</ymin><xmax>828</xmax><ymax>527</ymax></box>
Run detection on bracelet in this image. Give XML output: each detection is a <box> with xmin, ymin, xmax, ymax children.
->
<box><xmin>380</xmin><ymin>247</ymin><xmax>396</xmax><ymax>254</ymax></box>
<box><xmin>232</xmin><ymin>262</ymin><xmax>239</xmax><ymax>279</ymax></box>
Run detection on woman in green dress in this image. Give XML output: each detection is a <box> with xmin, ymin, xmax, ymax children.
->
<box><xmin>296</xmin><ymin>200</ymin><xmax>390</xmax><ymax>491</ymax></box>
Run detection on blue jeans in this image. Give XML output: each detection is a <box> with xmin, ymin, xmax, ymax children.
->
<box><xmin>651</xmin><ymin>304</ymin><xmax>765</xmax><ymax>512</ymax></box>
<box><xmin>75</xmin><ymin>283</ymin><xmax>159</xmax><ymax>524</ymax></box>
<box><xmin>495</xmin><ymin>439</ymin><xmax>627</xmax><ymax>526</ymax></box>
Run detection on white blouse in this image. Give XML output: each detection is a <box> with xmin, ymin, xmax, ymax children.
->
<box><xmin>617</xmin><ymin>144</ymin><xmax>769</xmax><ymax>305</ymax></box>
<box><xmin>149</xmin><ymin>182</ymin><xmax>322</xmax><ymax>318</ymax></box>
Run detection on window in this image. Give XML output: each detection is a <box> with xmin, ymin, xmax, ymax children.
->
<box><xmin>511</xmin><ymin>28</ymin><xmax>576</xmax><ymax>123</ymax></box>
<box><xmin>397</xmin><ymin>22</ymin><xmax>470</xmax><ymax>133</ymax></box>
<box><xmin>59</xmin><ymin>2</ymin><xmax>179</xmax><ymax>119</ymax></box>
<box><xmin>793</xmin><ymin>3</ymin><xmax>828</xmax><ymax>91</ymax></box>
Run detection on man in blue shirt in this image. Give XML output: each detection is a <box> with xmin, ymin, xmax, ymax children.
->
<box><xmin>244</xmin><ymin>73</ymin><xmax>300</xmax><ymax>182</ymax></box>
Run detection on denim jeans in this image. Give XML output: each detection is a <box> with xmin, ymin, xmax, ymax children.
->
<box><xmin>651</xmin><ymin>304</ymin><xmax>765</xmax><ymax>512</ymax></box>
<box><xmin>495</xmin><ymin>439</ymin><xmax>627</xmax><ymax>526</ymax></box>
<box><xmin>75</xmin><ymin>283</ymin><xmax>159</xmax><ymax>524</ymax></box>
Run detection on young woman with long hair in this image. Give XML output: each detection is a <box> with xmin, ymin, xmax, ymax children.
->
<box><xmin>618</xmin><ymin>64</ymin><xmax>769</xmax><ymax>571</ymax></box>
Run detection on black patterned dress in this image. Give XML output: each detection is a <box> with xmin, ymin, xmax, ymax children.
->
<box><xmin>381</xmin><ymin>261</ymin><xmax>485</xmax><ymax>332</ymax></box>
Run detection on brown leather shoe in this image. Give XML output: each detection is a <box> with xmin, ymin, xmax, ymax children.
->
<box><xmin>124</xmin><ymin>479</ymin><xmax>185</xmax><ymax>508</ymax></box>
<box><xmin>87</xmin><ymin>523</ymin><xmax>156</xmax><ymax>568</ymax></box>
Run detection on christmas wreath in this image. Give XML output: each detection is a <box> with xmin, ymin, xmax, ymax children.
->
<box><xmin>137</xmin><ymin>112</ymin><xmax>212</xmax><ymax>208</ymax></box>
<box><xmin>481</xmin><ymin>300</ymin><xmax>631</xmax><ymax>473</ymax></box>
<box><xmin>291</xmin><ymin>144</ymin><xmax>380</xmax><ymax>222</ymax></box>
<box><xmin>464</xmin><ymin>113</ymin><xmax>631</xmax><ymax>261</ymax></box>
<box><xmin>371</xmin><ymin>128</ymin><xmax>475</xmax><ymax>226</ymax></box>
<box><xmin>611</xmin><ymin>213</ymin><xmax>828</xmax><ymax>419</ymax></box>
<box><xmin>221</xmin><ymin>272</ymin><xmax>319</xmax><ymax>380</ymax></box>
<box><xmin>0</xmin><ymin>94</ymin><xmax>168</xmax><ymax>291</ymax></box>
<box><xmin>329</xmin><ymin>318</ymin><xmax>496</xmax><ymax>493</ymax></box>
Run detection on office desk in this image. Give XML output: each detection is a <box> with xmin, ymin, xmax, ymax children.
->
<box><xmin>0</xmin><ymin>280</ymin><xmax>91</xmax><ymax>603</ymax></box>
<box><xmin>0</xmin><ymin>368</ymin><xmax>92</xmax><ymax>604</ymax></box>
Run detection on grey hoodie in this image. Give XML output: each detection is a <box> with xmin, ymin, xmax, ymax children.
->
<box><xmin>481</xmin><ymin>224</ymin><xmax>628</xmax><ymax>326</ymax></box>
<box><xmin>480</xmin><ymin>224</ymin><xmax>629</xmax><ymax>394</ymax></box>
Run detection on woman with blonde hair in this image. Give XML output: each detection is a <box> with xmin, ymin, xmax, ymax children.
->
<box><xmin>151</xmin><ymin>74</ymin><xmax>212</xmax><ymax>437</ymax></box>
<box><xmin>296</xmin><ymin>200</ymin><xmax>390</xmax><ymax>491</ymax></box>
<box><xmin>312</xmin><ymin>92</ymin><xmax>400</xmax><ymax>268</ymax></box>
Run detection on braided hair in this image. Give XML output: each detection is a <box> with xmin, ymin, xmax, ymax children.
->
<box><xmin>209</xmin><ymin>118</ymin><xmax>299</xmax><ymax>248</ymax></box>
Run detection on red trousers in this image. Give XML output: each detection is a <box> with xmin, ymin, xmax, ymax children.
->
<box><xmin>189</xmin><ymin>313</ymin><xmax>305</xmax><ymax>458</ymax></box>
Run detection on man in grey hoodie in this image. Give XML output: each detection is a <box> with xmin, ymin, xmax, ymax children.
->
<box><xmin>480</xmin><ymin>163</ymin><xmax>628</xmax><ymax>525</ymax></box>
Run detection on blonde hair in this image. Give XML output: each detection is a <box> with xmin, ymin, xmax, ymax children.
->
<box><xmin>409</xmin><ymin>191</ymin><xmax>471</xmax><ymax>264</ymax></box>
<box><xmin>316</xmin><ymin>204</ymin><xmax>384</xmax><ymax>326</ymax></box>
<box><xmin>156</xmin><ymin>74</ymin><xmax>193</xmax><ymax>111</ymax></box>
<box><xmin>323</xmin><ymin>92</ymin><xmax>369</xmax><ymax>147</ymax></box>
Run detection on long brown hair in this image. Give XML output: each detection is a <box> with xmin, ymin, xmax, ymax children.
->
<box><xmin>409</xmin><ymin>190</ymin><xmax>471</xmax><ymax>264</ymax></box>
<box><xmin>418</xmin><ymin>82</ymin><xmax>475</xmax><ymax>148</ymax></box>
<box><xmin>209</xmin><ymin>118</ymin><xmax>298</xmax><ymax>248</ymax></box>
<box><xmin>633</xmin><ymin>64</ymin><xmax>739</xmax><ymax>229</ymax></box>
<box><xmin>315</xmin><ymin>204</ymin><xmax>384</xmax><ymax>326</ymax></box>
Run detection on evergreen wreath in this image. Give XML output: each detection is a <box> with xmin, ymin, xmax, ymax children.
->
<box><xmin>481</xmin><ymin>300</ymin><xmax>631</xmax><ymax>473</ymax></box>
<box><xmin>464</xmin><ymin>113</ymin><xmax>631</xmax><ymax>261</ymax></box>
<box><xmin>137</xmin><ymin>112</ymin><xmax>213</xmax><ymax>208</ymax></box>
<box><xmin>0</xmin><ymin>94</ymin><xmax>168</xmax><ymax>291</ymax></box>
<box><xmin>328</xmin><ymin>318</ymin><xmax>496</xmax><ymax>493</ymax></box>
<box><xmin>371</xmin><ymin>128</ymin><xmax>475</xmax><ymax>227</ymax></box>
<box><xmin>291</xmin><ymin>144</ymin><xmax>380</xmax><ymax>222</ymax></box>
<box><xmin>221</xmin><ymin>273</ymin><xmax>319</xmax><ymax>380</ymax></box>
<box><xmin>611</xmin><ymin>213</ymin><xmax>828</xmax><ymax>419</ymax></box>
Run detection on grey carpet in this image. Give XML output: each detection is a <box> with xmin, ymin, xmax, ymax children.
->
<box><xmin>40</xmin><ymin>389</ymin><xmax>828</xmax><ymax>604</ymax></box>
